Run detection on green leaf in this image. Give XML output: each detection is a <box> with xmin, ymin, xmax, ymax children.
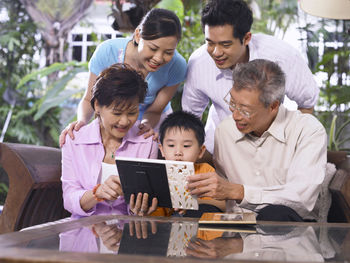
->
<box><xmin>16</xmin><ymin>61</ymin><xmax>85</xmax><ymax>90</ymax></box>
<box><xmin>335</xmin><ymin>119</ymin><xmax>350</xmax><ymax>141</ymax></box>
<box><xmin>34</xmin><ymin>88</ymin><xmax>83</xmax><ymax>121</ymax></box>
<box><xmin>328</xmin><ymin>115</ymin><xmax>337</xmax><ymax>150</ymax></box>
<box><xmin>43</xmin><ymin>67</ymin><xmax>87</xmax><ymax>102</ymax></box>
<box><xmin>156</xmin><ymin>0</ymin><xmax>184</xmax><ymax>21</ymax></box>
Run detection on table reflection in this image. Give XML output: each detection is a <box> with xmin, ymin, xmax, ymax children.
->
<box><xmin>189</xmin><ymin>225</ymin><xmax>326</xmax><ymax>261</ymax></box>
<box><xmin>58</xmin><ymin>217</ymin><xmax>343</xmax><ymax>262</ymax></box>
<box><xmin>59</xmin><ymin>219</ymin><xmax>198</xmax><ymax>257</ymax></box>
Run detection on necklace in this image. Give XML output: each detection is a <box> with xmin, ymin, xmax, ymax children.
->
<box><xmin>106</xmin><ymin>144</ymin><xmax>120</xmax><ymax>160</ymax></box>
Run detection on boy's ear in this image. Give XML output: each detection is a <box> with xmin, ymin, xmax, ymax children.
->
<box><xmin>158</xmin><ymin>144</ymin><xmax>165</xmax><ymax>158</ymax></box>
<box><xmin>197</xmin><ymin>145</ymin><xmax>206</xmax><ymax>160</ymax></box>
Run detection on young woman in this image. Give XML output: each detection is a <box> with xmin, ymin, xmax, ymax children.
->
<box><xmin>60</xmin><ymin>8</ymin><xmax>186</xmax><ymax>146</ymax></box>
<box><xmin>61</xmin><ymin>64</ymin><xmax>158</xmax><ymax>218</ymax></box>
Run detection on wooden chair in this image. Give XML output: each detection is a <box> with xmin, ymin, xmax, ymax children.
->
<box><xmin>328</xmin><ymin>151</ymin><xmax>350</xmax><ymax>223</ymax></box>
<box><xmin>0</xmin><ymin>143</ymin><xmax>70</xmax><ymax>234</ymax></box>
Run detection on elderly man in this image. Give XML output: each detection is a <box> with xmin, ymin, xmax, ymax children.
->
<box><xmin>187</xmin><ymin>59</ymin><xmax>327</xmax><ymax>221</ymax></box>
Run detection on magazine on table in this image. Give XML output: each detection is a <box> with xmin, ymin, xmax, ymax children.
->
<box><xmin>199</xmin><ymin>212</ymin><xmax>257</xmax><ymax>225</ymax></box>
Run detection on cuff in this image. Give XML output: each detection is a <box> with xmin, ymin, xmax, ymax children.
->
<box><xmin>73</xmin><ymin>190</ymin><xmax>96</xmax><ymax>217</ymax></box>
<box><xmin>239</xmin><ymin>185</ymin><xmax>262</xmax><ymax>208</ymax></box>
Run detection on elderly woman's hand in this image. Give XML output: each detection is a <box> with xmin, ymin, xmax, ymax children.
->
<box><xmin>129</xmin><ymin>220</ymin><xmax>157</xmax><ymax>239</ymax></box>
<box><xmin>92</xmin><ymin>222</ymin><xmax>123</xmax><ymax>252</ymax></box>
<box><xmin>95</xmin><ymin>175</ymin><xmax>123</xmax><ymax>201</ymax></box>
<box><xmin>129</xmin><ymin>193</ymin><xmax>158</xmax><ymax>216</ymax></box>
<box><xmin>59</xmin><ymin>120</ymin><xmax>87</xmax><ymax>147</ymax></box>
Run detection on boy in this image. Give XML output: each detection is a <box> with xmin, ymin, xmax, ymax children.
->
<box><xmin>153</xmin><ymin>110</ymin><xmax>225</xmax><ymax>217</ymax></box>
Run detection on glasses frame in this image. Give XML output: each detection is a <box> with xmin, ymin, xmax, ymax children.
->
<box><xmin>223</xmin><ymin>90</ymin><xmax>253</xmax><ymax>119</ymax></box>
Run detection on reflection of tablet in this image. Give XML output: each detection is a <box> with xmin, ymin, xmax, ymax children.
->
<box><xmin>118</xmin><ymin>221</ymin><xmax>172</xmax><ymax>256</ymax></box>
<box><xmin>115</xmin><ymin>157</ymin><xmax>198</xmax><ymax>209</ymax></box>
<box><xmin>118</xmin><ymin>220</ymin><xmax>198</xmax><ymax>257</ymax></box>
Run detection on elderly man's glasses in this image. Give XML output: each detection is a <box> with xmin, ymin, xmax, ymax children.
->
<box><xmin>223</xmin><ymin>91</ymin><xmax>253</xmax><ymax>119</ymax></box>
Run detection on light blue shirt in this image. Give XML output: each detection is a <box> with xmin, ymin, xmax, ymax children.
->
<box><xmin>89</xmin><ymin>38</ymin><xmax>187</xmax><ymax>119</ymax></box>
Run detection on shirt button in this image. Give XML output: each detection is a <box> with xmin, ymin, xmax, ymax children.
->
<box><xmin>256</xmin><ymin>171</ymin><xmax>260</xmax><ymax>176</ymax></box>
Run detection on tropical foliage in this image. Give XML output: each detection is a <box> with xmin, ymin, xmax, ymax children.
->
<box><xmin>304</xmin><ymin>19</ymin><xmax>350</xmax><ymax>152</ymax></box>
<box><xmin>0</xmin><ymin>0</ymin><xmax>60</xmax><ymax>146</ymax></box>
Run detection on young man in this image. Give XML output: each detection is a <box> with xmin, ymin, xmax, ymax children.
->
<box><xmin>182</xmin><ymin>0</ymin><xmax>319</xmax><ymax>154</ymax></box>
<box><xmin>187</xmin><ymin>59</ymin><xmax>327</xmax><ymax>221</ymax></box>
<box><xmin>154</xmin><ymin>110</ymin><xmax>225</xmax><ymax>217</ymax></box>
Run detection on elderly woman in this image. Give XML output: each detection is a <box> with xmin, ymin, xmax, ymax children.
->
<box><xmin>61</xmin><ymin>63</ymin><xmax>158</xmax><ymax>218</ymax></box>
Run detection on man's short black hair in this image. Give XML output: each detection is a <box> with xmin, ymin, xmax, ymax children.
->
<box><xmin>201</xmin><ymin>0</ymin><xmax>253</xmax><ymax>43</ymax></box>
<box><xmin>159</xmin><ymin>111</ymin><xmax>205</xmax><ymax>146</ymax></box>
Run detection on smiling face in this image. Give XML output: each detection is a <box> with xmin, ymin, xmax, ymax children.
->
<box><xmin>229</xmin><ymin>88</ymin><xmax>279</xmax><ymax>137</ymax></box>
<box><xmin>95</xmin><ymin>97</ymin><xmax>139</xmax><ymax>141</ymax></box>
<box><xmin>205</xmin><ymin>24</ymin><xmax>251</xmax><ymax>70</ymax></box>
<box><xmin>159</xmin><ymin>127</ymin><xmax>206</xmax><ymax>163</ymax></box>
<box><xmin>135</xmin><ymin>31</ymin><xmax>178</xmax><ymax>72</ymax></box>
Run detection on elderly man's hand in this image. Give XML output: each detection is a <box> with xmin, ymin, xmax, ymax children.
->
<box><xmin>186</xmin><ymin>236</ymin><xmax>243</xmax><ymax>259</ymax></box>
<box><xmin>187</xmin><ymin>172</ymin><xmax>244</xmax><ymax>201</ymax></box>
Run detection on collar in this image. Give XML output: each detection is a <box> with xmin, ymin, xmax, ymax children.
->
<box><xmin>264</xmin><ymin>105</ymin><xmax>287</xmax><ymax>143</ymax></box>
<box><xmin>216</xmin><ymin>68</ymin><xmax>233</xmax><ymax>81</ymax></box>
<box><xmin>248</xmin><ymin>34</ymin><xmax>256</xmax><ymax>61</ymax></box>
<box><xmin>73</xmin><ymin>119</ymin><xmax>147</xmax><ymax>145</ymax></box>
<box><xmin>233</xmin><ymin>105</ymin><xmax>287</xmax><ymax>143</ymax></box>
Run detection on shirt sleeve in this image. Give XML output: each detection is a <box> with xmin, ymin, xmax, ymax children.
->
<box><xmin>149</xmin><ymin>140</ymin><xmax>159</xmax><ymax>159</ymax></box>
<box><xmin>283</xmin><ymin>53</ymin><xmax>319</xmax><ymax>108</ymax></box>
<box><xmin>61</xmin><ymin>139</ymin><xmax>96</xmax><ymax>217</ymax></box>
<box><xmin>166</xmin><ymin>51</ymin><xmax>187</xmax><ymax>87</ymax></box>
<box><xmin>240</xmin><ymin>122</ymin><xmax>327</xmax><ymax>218</ymax></box>
<box><xmin>182</xmin><ymin>55</ymin><xmax>210</xmax><ymax>118</ymax></box>
<box><xmin>89</xmin><ymin>39</ymin><xmax>120</xmax><ymax>76</ymax></box>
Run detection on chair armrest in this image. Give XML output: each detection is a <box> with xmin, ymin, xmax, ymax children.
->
<box><xmin>0</xmin><ymin>143</ymin><xmax>70</xmax><ymax>234</ymax></box>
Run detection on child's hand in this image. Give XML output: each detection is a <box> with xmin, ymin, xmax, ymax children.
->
<box><xmin>129</xmin><ymin>193</ymin><xmax>158</xmax><ymax>216</ymax></box>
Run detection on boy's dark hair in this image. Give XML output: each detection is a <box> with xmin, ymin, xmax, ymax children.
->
<box><xmin>134</xmin><ymin>8</ymin><xmax>182</xmax><ymax>45</ymax></box>
<box><xmin>201</xmin><ymin>0</ymin><xmax>253</xmax><ymax>44</ymax></box>
<box><xmin>159</xmin><ymin>111</ymin><xmax>205</xmax><ymax>146</ymax></box>
<box><xmin>91</xmin><ymin>63</ymin><xmax>147</xmax><ymax>110</ymax></box>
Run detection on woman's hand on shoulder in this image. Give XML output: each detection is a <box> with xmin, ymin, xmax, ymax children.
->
<box><xmin>137</xmin><ymin>120</ymin><xmax>159</xmax><ymax>141</ymax></box>
<box><xmin>129</xmin><ymin>193</ymin><xmax>158</xmax><ymax>216</ymax></box>
<box><xmin>59</xmin><ymin>120</ymin><xmax>86</xmax><ymax>147</ymax></box>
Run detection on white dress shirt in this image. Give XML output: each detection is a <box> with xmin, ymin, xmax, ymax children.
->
<box><xmin>182</xmin><ymin>33</ymin><xmax>319</xmax><ymax>153</ymax></box>
<box><xmin>226</xmin><ymin>226</ymin><xmax>325</xmax><ymax>262</ymax></box>
<box><xmin>213</xmin><ymin>105</ymin><xmax>327</xmax><ymax>219</ymax></box>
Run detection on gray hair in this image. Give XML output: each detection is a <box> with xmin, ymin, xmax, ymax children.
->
<box><xmin>232</xmin><ymin>59</ymin><xmax>286</xmax><ymax>107</ymax></box>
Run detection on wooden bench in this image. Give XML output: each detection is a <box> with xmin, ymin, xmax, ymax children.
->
<box><xmin>0</xmin><ymin>143</ymin><xmax>70</xmax><ymax>234</ymax></box>
<box><xmin>328</xmin><ymin>151</ymin><xmax>350</xmax><ymax>222</ymax></box>
<box><xmin>0</xmin><ymin>143</ymin><xmax>349</xmax><ymax>234</ymax></box>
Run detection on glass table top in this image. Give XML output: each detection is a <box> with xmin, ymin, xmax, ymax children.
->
<box><xmin>0</xmin><ymin>215</ymin><xmax>349</xmax><ymax>262</ymax></box>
